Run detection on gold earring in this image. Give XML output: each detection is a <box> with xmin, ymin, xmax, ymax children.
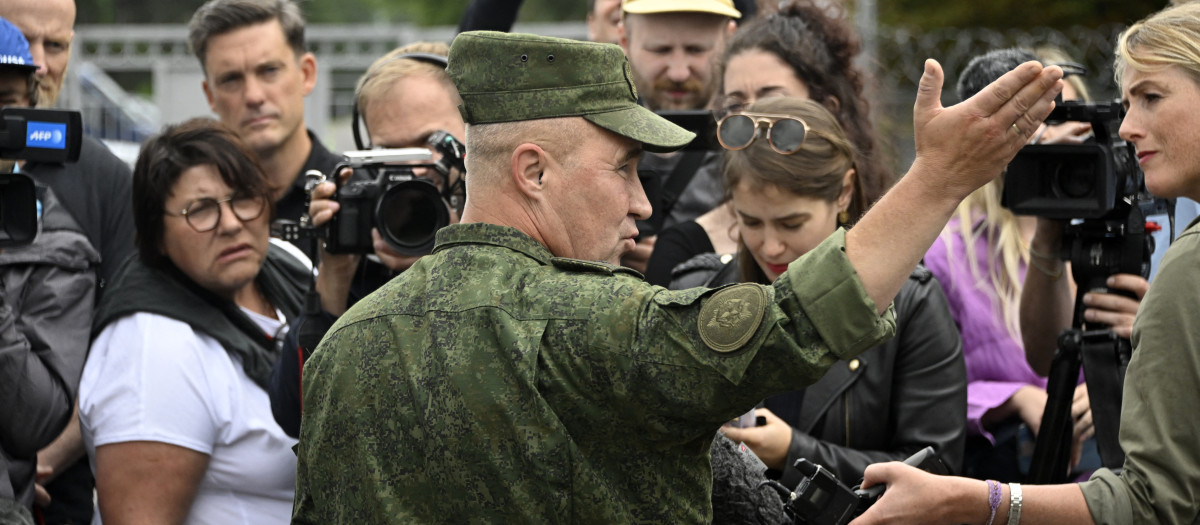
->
<box><xmin>838</xmin><ymin>210</ymin><xmax>850</xmax><ymax>225</ymax></box>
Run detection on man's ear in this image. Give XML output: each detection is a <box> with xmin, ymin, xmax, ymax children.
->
<box><xmin>299</xmin><ymin>52</ymin><xmax>318</xmax><ymax>96</ymax></box>
<box><xmin>724</xmin><ymin>19</ymin><xmax>737</xmax><ymax>38</ymax></box>
<box><xmin>510</xmin><ymin>143</ymin><xmax>547</xmax><ymax>199</ymax></box>
<box><xmin>202</xmin><ymin>78</ymin><xmax>216</xmax><ymax>113</ymax></box>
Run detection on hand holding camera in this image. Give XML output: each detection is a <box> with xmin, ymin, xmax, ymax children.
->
<box><xmin>324</xmin><ymin>131</ymin><xmax>466</xmax><ymax>257</ymax></box>
<box><xmin>788</xmin><ymin>446</ymin><xmax>947</xmax><ymax>525</ymax></box>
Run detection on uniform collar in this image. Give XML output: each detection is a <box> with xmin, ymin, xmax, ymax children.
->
<box><xmin>433</xmin><ymin>222</ymin><xmax>553</xmax><ymax>265</ymax></box>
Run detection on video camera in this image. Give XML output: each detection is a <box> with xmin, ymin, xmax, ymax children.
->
<box><xmin>785</xmin><ymin>446</ymin><xmax>947</xmax><ymax>525</ymax></box>
<box><xmin>325</xmin><ymin>130</ymin><xmax>466</xmax><ymax>256</ymax></box>
<box><xmin>1003</xmin><ymin>101</ymin><xmax>1160</xmax><ymax>483</ymax></box>
<box><xmin>0</xmin><ymin>107</ymin><xmax>82</xmax><ymax>248</ymax></box>
<box><xmin>1003</xmin><ymin>100</ymin><xmax>1141</xmax><ymax>220</ymax></box>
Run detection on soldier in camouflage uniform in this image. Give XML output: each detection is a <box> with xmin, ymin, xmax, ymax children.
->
<box><xmin>293</xmin><ymin>31</ymin><xmax>1064</xmax><ymax>523</ymax></box>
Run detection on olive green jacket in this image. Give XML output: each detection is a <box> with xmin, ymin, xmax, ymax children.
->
<box><xmin>293</xmin><ymin>222</ymin><xmax>894</xmax><ymax>524</ymax></box>
<box><xmin>1081</xmin><ymin>218</ymin><xmax>1200</xmax><ymax>524</ymax></box>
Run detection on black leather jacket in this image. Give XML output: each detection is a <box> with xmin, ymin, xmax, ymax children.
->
<box><xmin>675</xmin><ymin>257</ymin><xmax>967</xmax><ymax>486</ymax></box>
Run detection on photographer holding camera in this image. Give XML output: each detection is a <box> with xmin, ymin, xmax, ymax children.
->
<box><xmin>923</xmin><ymin>47</ymin><xmax>1119</xmax><ymax>483</ymax></box>
<box><xmin>306</xmin><ymin>41</ymin><xmax>465</xmax><ymax>316</ymax></box>
<box><xmin>853</xmin><ymin>4</ymin><xmax>1200</xmax><ymax>523</ymax></box>
<box><xmin>263</xmin><ymin>42</ymin><xmax>466</xmax><ymax>439</ymax></box>
<box><xmin>0</xmin><ymin>19</ymin><xmax>97</xmax><ymax>525</ymax></box>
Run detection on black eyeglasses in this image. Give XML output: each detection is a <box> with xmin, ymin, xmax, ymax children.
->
<box><xmin>716</xmin><ymin>112</ymin><xmax>810</xmax><ymax>155</ymax></box>
<box><xmin>166</xmin><ymin>194</ymin><xmax>266</xmax><ymax>233</ymax></box>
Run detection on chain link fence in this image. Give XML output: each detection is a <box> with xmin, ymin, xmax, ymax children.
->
<box><xmin>865</xmin><ymin>23</ymin><xmax>1127</xmax><ymax>170</ymax></box>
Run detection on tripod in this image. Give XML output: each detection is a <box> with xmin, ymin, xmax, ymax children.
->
<box><xmin>1025</xmin><ymin>201</ymin><xmax>1154</xmax><ymax>484</ymax></box>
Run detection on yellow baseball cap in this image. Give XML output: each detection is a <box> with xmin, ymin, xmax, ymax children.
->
<box><xmin>621</xmin><ymin>0</ymin><xmax>742</xmax><ymax>19</ymax></box>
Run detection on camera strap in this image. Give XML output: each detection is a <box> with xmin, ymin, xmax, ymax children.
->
<box><xmin>646</xmin><ymin>150</ymin><xmax>706</xmax><ymax>235</ymax></box>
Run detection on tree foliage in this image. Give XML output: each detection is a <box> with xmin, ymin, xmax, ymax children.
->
<box><xmin>873</xmin><ymin>0</ymin><xmax>1167</xmax><ymax>30</ymax></box>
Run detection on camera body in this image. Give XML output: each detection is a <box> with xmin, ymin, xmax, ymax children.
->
<box><xmin>325</xmin><ymin>148</ymin><xmax>445</xmax><ymax>256</ymax></box>
<box><xmin>787</xmin><ymin>446</ymin><xmax>947</xmax><ymax>525</ymax></box>
<box><xmin>324</xmin><ymin>131</ymin><xmax>466</xmax><ymax>256</ymax></box>
<box><xmin>1</xmin><ymin>107</ymin><xmax>82</xmax><ymax>248</ymax></box>
<box><xmin>1003</xmin><ymin>100</ymin><xmax>1141</xmax><ymax>220</ymax></box>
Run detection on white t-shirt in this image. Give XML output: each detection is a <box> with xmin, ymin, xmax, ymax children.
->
<box><xmin>79</xmin><ymin>309</ymin><xmax>298</xmax><ymax>525</ymax></box>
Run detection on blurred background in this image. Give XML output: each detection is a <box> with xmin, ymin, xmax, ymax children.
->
<box><xmin>68</xmin><ymin>0</ymin><xmax>1166</xmax><ymax>167</ymax></box>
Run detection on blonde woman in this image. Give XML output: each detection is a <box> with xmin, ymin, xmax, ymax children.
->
<box><xmin>856</xmin><ymin>5</ymin><xmax>1200</xmax><ymax>522</ymax></box>
<box><xmin>923</xmin><ymin>48</ymin><xmax>1095</xmax><ymax>481</ymax></box>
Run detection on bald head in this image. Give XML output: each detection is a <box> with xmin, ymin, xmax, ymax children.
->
<box><xmin>0</xmin><ymin>0</ymin><xmax>76</xmax><ymax>106</ymax></box>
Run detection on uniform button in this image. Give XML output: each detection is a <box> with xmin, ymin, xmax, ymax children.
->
<box><xmin>848</xmin><ymin>359</ymin><xmax>860</xmax><ymax>371</ymax></box>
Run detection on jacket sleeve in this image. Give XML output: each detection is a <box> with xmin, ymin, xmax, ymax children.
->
<box><xmin>618</xmin><ymin>230</ymin><xmax>895</xmax><ymax>436</ymax></box>
<box><xmin>1080</xmin><ymin>228</ymin><xmax>1200</xmax><ymax>524</ymax></box>
<box><xmin>779</xmin><ymin>272</ymin><xmax>967</xmax><ymax>485</ymax></box>
<box><xmin>0</xmin><ymin>261</ymin><xmax>95</xmax><ymax>456</ymax></box>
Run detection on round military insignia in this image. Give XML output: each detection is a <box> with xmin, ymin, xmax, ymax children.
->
<box><xmin>698</xmin><ymin>284</ymin><xmax>767</xmax><ymax>353</ymax></box>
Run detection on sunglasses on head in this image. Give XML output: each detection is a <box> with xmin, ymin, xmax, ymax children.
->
<box><xmin>716</xmin><ymin>112</ymin><xmax>810</xmax><ymax>155</ymax></box>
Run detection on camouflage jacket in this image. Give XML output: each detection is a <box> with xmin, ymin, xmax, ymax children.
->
<box><xmin>293</xmin><ymin>222</ymin><xmax>894</xmax><ymax>524</ymax></box>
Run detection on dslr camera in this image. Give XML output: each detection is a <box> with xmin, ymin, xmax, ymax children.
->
<box><xmin>1</xmin><ymin>107</ymin><xmax>82</xmax><ymax>248</ymax></box>
<box><xmin>325</xmin><ymin>130</ymin><xmax>466</xmax><ymax>256</ymax></box>
<box><xmin>1003</xmin><ymin>100</ymin><xmax>1142</xmax><ymax>220</ymax></box>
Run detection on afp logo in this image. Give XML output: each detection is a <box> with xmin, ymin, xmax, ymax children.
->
<box><xmin>29</xmin><ymin>130</ymin><xmax>57</xmax><ymax>142</ymax></box>
<box><xmin>26</xmin><ymin>122</ymin><xmax>67</xmax><ymax>150</ymax></box>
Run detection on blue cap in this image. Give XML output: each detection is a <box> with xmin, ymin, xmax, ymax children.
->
<box><xmin>0</xmin><ymin>17</ymin><xmax>36</xmax><ymax>72</ymax></box>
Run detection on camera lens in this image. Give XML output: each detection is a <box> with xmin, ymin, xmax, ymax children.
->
<box><xmin>374</xmin><ymin>180</ymin><xmax>450</xmax><ymax>256</ymax></box>
<box><xmin>1051</xmin><ymin>160</ymin><xmax>1095</xmax><ymax>199</ymax></box>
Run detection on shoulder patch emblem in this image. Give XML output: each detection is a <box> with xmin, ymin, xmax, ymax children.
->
<box><xmin>698</xmin><ymin>283</ymin><xmax>766</xmax><ymax>353</ymax></box>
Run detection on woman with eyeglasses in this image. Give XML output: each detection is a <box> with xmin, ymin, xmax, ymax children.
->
<box><xmin>702</xmin><ymin>96</ymin><xmax>966</xmax><ymax>487</ymax></box>
<box><xmin>78</xmin><ymin>119</ymin><xmax>311</xmax><ymax>524</ymax></box>
<box><xmin>646</xmin><ymin>0</ymin><xmax>893</xmax><ymax>288</ymax></box>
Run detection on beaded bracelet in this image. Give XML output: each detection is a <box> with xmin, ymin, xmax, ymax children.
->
<box><xmin>1007</xmin><ymin>482</ymin><xmax>1023</xmax><ymax>525</ymax></box>
<box><xmin>985</xmin><ymin>479</ymin><xmax>1001</xmax><ymax>525</ymax></box>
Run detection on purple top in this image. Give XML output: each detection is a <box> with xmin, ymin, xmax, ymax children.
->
<box><xmin>925</xmin><ymin>215</ymin><xmax>1047</xmax><ymax>441</ymax></box>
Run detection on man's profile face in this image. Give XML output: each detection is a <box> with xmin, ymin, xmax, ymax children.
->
<box><xmin>541</xmin><ymin>121</ymin><xmax>651</xmax><ymax>264</ymax></box>
<box><xmin>621</xmin><ymin>12</ymin><xmax>732</xmax><ymax>111</ymax></box>
<box><xmin>201</xmin><ymin>19</ymin><xmax>315</xmax><ymax>155</ymax></box>
<box><xmin>586</xmin><ymin>0</ymin><xmax>623</xmax><ymax>45</ymax></box>
<box><xmin>0</xmin><ymin>0</ymin><xmax>75</xmax><ymax>107</ymax></box>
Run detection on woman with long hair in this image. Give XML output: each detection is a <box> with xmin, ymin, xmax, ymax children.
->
<box><xmin>646</xmin><ymin>0</ymin><xmax>893</xmax><ymax>287</ymax></box>
<box><xmin>699</xmin><ymin>96</ymin><xmax>966</xmax><ymax>486</ymax></box>
<box><xmin>855</xmin><ymin>4</ymin><xmax>1200</xmax><ymax>523</ymax></box>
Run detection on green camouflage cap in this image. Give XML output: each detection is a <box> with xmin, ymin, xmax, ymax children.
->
<box><xmin>447</xmin><ymin>31</ymin><xmax>695</xmax><ymax>153</ymax></box>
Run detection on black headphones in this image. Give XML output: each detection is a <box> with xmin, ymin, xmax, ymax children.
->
<box><xmin>351</xmin><ymin>52</ymin><xmax>450</xmax><ymax>150</ymax></box>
